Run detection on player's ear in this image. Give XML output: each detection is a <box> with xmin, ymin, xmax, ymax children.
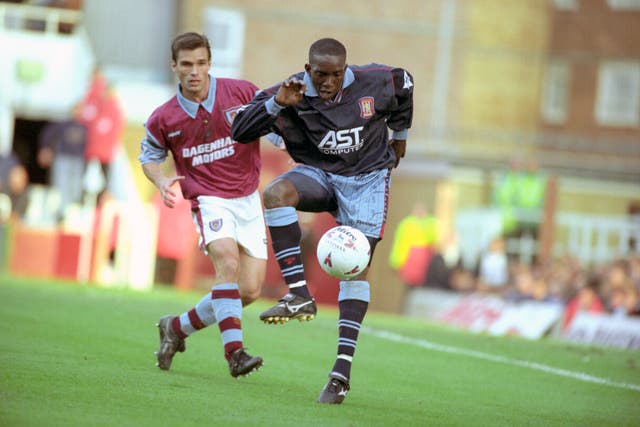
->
<box><xmin>304</xmin><ymin>63</ymin><xmax>311</xmax><ymax>73</ymax></box>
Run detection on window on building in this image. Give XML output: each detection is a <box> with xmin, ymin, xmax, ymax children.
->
<box><xmin>607</xmin><ymin>0</ymin><xmax>640</xmax><ymax>10</ymax></box>
<box><xmin>595</xmin><ymin>61</ymin><xmax>640</xmax><ymax>127</ymax></box>
<box><xmin>83</xmin><ymin>0</ymin><xmax>178</xmax><ymax>84</ymax></box>
<box><xmin>552</xmin><ymin>0</ymin><xmax>579</xmax><ymax>11</ymax></box>
<box><xmin>203</xmin><ymin>8</ymin><xmax>245</xmax><ymax>79</ymax></box>
<box><xmin>541</xmin><ymin>61</ymin><xmax>570</xmax><ymax>124</ymax></box>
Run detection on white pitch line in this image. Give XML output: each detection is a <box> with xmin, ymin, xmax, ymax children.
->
<box><xmin>363</xmin><ymin>327</ymin><xmax>640</xmax><ymax>393</ymax></box>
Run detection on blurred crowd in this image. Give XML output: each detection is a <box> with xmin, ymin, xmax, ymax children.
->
<box><xmin>0</xmin><ymin>67</ymin><xmax>123</xmax><ymax>224</ymax></box>
<box><xmin>450</xmin><ymin>251</ymin><xmax>640</xmax><ymax>323</ymax></box>
<box><xmin>389</xmin><ymin>160</ymin><xmax>640</xmax><ymax>326</ymax></box>
<box><xmin>391</xmin><ymin>210</ymin><xmax>640</xmax><ymax>322</ymax></box>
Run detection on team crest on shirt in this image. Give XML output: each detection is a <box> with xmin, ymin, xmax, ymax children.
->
<box><xmin>358</xmin><ymin>97</ymin><xmax>375</xmax><ymax>119</ymax></box>
<box><xmin>209</xmin><ymin>218</ymin><xmax>223</xmax><ymax>232</ymax></box>
<box><xmin>223</xmin><ymin>105</ymin><xmax>244</xmax><ymax>126</ymax></box>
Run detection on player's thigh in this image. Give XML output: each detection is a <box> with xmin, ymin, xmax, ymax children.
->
<box><xmin>194</xmin><ymin>196</ymin><xmax>237</xmax><ymax>250</ymax></box>
<box><xmin>331</xmin><ymin>169</ymin><xmax>391</xmax><ymax>239</ymax></box>
<box><xmin>206</xmin><ymin>237</ymin><xmax>241</xmax><ymax>282</ymax></box>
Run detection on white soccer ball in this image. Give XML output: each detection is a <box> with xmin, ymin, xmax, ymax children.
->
<box><xmin>316</xmin><ymin>225</ymin><xmax>371</xmax><ymax>280</ymax></box>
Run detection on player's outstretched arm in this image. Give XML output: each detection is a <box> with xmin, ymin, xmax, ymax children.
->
<box><xmin>232</xmin><ymin>78</ymin><xmax>306</xmax><ymax>143</ymax></box>
<box><xmin>231</xmin><ymin>90</ymin><xmax>279</xmax><ymax>143</ymax></box>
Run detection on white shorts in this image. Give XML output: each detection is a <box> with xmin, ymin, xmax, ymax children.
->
<box><xmin>193</xmin><ymin>190</ymin><xmax>268</xmax><ymax>259</ymax></box>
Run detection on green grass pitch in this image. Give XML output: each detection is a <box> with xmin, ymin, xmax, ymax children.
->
<box><xmin>1</xmin><ymin>274</ymin><xmax>639</xmax><ymax>427</ymax></box>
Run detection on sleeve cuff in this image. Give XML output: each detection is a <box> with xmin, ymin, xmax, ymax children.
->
<box><xmin>391</xmin><ymin>129</ymin><xmax>408</xmax><ymax>140</ymax></box>
<box><xmin>265</xmin><ymin>132</ymin><xmax>284</xmax><ymax>147</ymax></box>
<box><xmin>265</xmin><ymin>96</ymin><xmax>285</xmax><ymax>116</ymax></box>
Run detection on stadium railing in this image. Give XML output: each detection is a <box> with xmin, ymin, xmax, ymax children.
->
<box><xmin>455</xmin><ymin>207</ymin><xmax>640</xmax><ymax>268</ymax></box>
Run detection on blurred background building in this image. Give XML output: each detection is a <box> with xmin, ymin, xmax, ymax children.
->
<box><xmin>0</xmin><ymin>1</ymin><xmax>638</xmax><ymax>336</ymax></box>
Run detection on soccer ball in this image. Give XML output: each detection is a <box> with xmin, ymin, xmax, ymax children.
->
<box><xmin>316</xmin><ymin>225</ymin><xmax>371</xmax><ymax>280</ymax></box>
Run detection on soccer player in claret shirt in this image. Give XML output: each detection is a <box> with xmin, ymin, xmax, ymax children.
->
<box><xmin>231</xmin><ymin>38</ymin><xmax>414</xmax><ymax>403</ymax></box>
<box><xmin>139</xmin><ymin>32</ymin><xmax>277</xmax><ymax>378</ymax></box>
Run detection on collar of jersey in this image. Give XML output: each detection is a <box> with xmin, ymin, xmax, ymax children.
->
<box><xmin>303</xmin><ymin>67</ymin><xmax>354</xmax><ymax>98</ymax></box>
<box><xmin>177</xmin><ymin>74</ymin><xmax>216</xmax><ymax>118</ymax></box>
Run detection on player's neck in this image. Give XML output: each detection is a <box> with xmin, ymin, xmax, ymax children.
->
<box><xmin>181</xmin><ymin>78</ymin><xmax>210</xmax><ymax>104</ymax></box>
<box><xmin>182</xmin><ymin>90</ymin><xmax>208</xmax><ymax>104</ymax></box>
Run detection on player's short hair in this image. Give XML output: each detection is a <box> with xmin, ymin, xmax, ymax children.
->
<box><xmin>309</xmin><ymin>38</ymin><xmax>347</xmax><ymax>61</ymax></box>
<box><xmin>171</xmin><ymin>32</ymin><xmax>212</xmax><ymax>62</ymax></box>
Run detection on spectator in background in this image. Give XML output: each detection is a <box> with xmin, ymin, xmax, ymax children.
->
<box><xmin>77</xmin><ymin>67</ymin><xmax>124</xmax><ymax>198</ymax></box>
<box><xmin>440</xmin><ymin>230</ymin><xmax>462</xmax><ymax>272</ymax></box>
<box><xmin>37</xmin><ymin>107</ymin><xmax>87</xmax><ymax>221</ymax></box>
<box><xmin>389</xmin><ymin>201</ymin><xmax>439</xmax><ymax>288</ymax></box>
<box><xmin>0</xmin><ymin>152</ymin><xmax>29</xmax><ymax>219</ymax></box>
<box><xmin>517</xmin><ymin>159</ymin><xmax>546</xmax><ymax>237</ymax></box>
<box><xmin>423</xmin><ymin>250</ymin><xmax>453</xmax><ymax>290</ymax></box>
<box><xmin>505</xmin><ymin>263</ymin><xmax>562</xmax><ymax>304</ymax></box>
<box><xmin>493</xmin><ymin>158</ymin><xmax>523</xmax><ymax>238</ymax></box>
<box><xmin>448</xmin><ymin>267</ymin><xmax>476</xmax><ymax>293</ymax></box>
<box><xmin>476</xmin><ymin>235</ymin><xmax>509</xmax><ymax>294</ymax></box>
<box><xmin>628</xmin><ymin>254</ymin><xmax>640</xmax><ymax>291</ymax></box>
<box><xmin>505</xmin><ymin>263</ymin><xmax>534</xmax><ymax>302</ymax></box>
<box><xmin>603</xmin><ymin>260</ymin><xmax>640</xmax><ymax>317</ymax></box>
<box><xmin>493</xmin><ymin>157</ymin><xmax>546</xmax><ymax>262</ymax></box>
<box><xmin>626</xmin><ymin>286</ymin><xmax>640</xmax><ymax>316</ymax></box>
<box><xmin>607</xmin><ymin>286</ymin><xmax>630</xmax><ymax>317</ymax></box>
<box><xmin>602</xmin><ymin>259</ymin><xmax>632</xmax><ymax>292</ymax></box>
<box><xmin>562</xmin><ymin>275</ymin><xmax>605</xmax><ymax>331</ymax></box>
<box><xmin>531</xmin><ymin>277</ymin><xmax>558</xmax><ymax>303</ymax></box>
<box><xmin>545</xmin><ymin>254</ymin><xmax>583</xmax><ymax>303</ymax></box>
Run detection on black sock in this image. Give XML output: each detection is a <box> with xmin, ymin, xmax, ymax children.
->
<box><xmin>269</xmin><ymin>222</ymin><xmax>311</xmax><ymax>299</ymax></box>
<box><xmin>331</xmin><ymin>299</ymin><xmax>368</xmax><ymax>382</ymax></box>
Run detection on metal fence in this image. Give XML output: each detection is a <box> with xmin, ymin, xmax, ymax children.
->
<box><xmin>455</xmin><ymin>207</ymin><xmax>640</xmax><ymax>268</ymax></box>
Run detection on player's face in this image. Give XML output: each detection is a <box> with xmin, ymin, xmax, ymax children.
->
<box><xmin>172</xmin><ymin>47</ymin><xmax>211</xmax><ymax>101</ymax></box>
<box><xmin>305</xmin><ymin>54</ymin><xmax>347</xmax><ymax>101</ymax></box>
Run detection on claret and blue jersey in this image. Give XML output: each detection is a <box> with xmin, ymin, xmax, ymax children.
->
<box><xmin>139</xmin><ymin>75</ymin><xmax>262</xmax><ymax>204</ymax></box>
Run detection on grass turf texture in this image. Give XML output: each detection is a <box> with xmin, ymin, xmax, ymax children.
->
<box><xmin>1</xmin><ymin>275</ymin><xmax>639</xmax><ymax>427</ymax></box>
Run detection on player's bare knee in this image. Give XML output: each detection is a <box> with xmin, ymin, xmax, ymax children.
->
<box><xmin>240</xmin><ymin>293</ymin><xmax>257</xmax><ymax>307</ymax></box>
<box><xmin>263</xmin><ymin>179</ymin><xmax>297</xmax><ymax>208</ymax></box>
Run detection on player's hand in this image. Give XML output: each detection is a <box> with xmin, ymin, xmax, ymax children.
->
<box><xmin>159</xmin><ymin>175</ymin><xmax>185</xmax><ymax>208</ymax></box>
<box><xmin>275</xmin><ymin>78</ymin><xmax>306</xmax><ymax>106</ymax></box>
<box><xmin>390</xmin><ymin>139</ymin><xmax>406</xmax><ymax>168</ymax></box>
